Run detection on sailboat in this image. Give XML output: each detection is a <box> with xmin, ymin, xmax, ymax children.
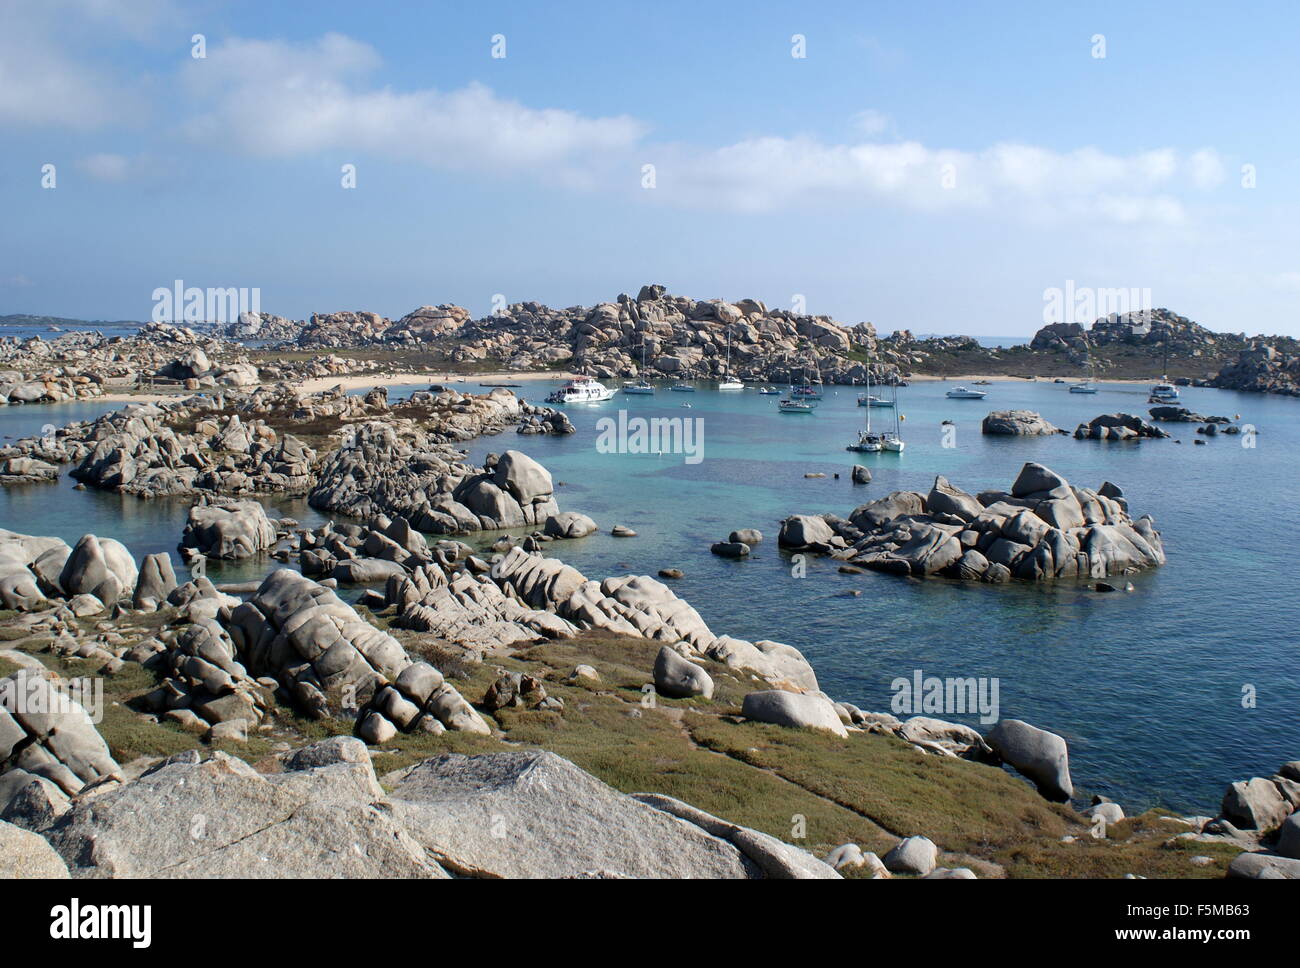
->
<box><xmin>1070</xmin><ymin>345</ymin><xmax>1099</xmax><ymax>393</ymax></box>
<box><xmin>880</xmin><ymin>382</ymin><xmax>905</xmax><ymax>452</ymax></box>
<box><xmin>622</xmin><ymin>336</ymin><xmax>655</xmax><ymax>394</ymax></box>
<box><xmin>1148</xmin><ymin>341</ymin><xmax>1179</xmax><ymax>401</ymax></box>
<box><xmin>847</xmin><ymin>368</ymin><xmax>884</xmax><ymax>451</ymax></box>
<box><xmin>718</xmin><ymin>326</ymin><xmax>744</xmax><ymax>389</ymax></box>
<box><xmin>779</xmin><ymin>362</ymin><xmax>817</xmax><ymax>413</ymax></box>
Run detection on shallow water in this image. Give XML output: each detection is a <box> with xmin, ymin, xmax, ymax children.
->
<box><xmin>2</xmin><ymin>378</ymin><xmax>1296</xmax><ymax>813</ymax></box>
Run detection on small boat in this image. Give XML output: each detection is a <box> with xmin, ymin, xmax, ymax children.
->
<box><xmin>718</xmin><ymin>325</ymin><xmax>744</xmax><ymax>389</ymax></box>
<box><xmin>880</xmin><ymin>383</ymin><xmax>905</xmax><ymax>451</ymax></box>
<box><xmin>669</xmin><ymin>384</ymin><xmax>696</xmax><ymax>392</ymax></box>
<box><xmin>758</xmin><ymin>386</ymin><xmax>781</xmax><ymax>395</ymax></box>
<box><xmin>847</xmin><ymin>365</ymin><xmax>885</xmax><ymax>450</ymax></box>
<box><xmin>778</xmin><ymin>398</ymin><xmax>816</xmax><ymax>414</ymax></box>
<box><xmin>857</xmin><ymin>394</ymin><xmax>893</xmax><ymax>408</ymax></box>
<box><xmin>1069</xmin><ymin>383</ymin><xmax>1098</xmax><ymax>394</ymax></box>
<box><xmin>546</xmin><ymin>377</ymin><xmax>615</xmax><ymax>404</ymax></box>
<box><xmin>847</xmin><ymin>432</ymin><xmax>882</xmax><ymax>451</ymax></box>
<box><xmin>1053</xmin><ymin>378</ymin><xmax>1067</xmax><ymax>384</ymax></box>
<box><xmin>945</xmin><ymin>386</ymin><xmax>987</xmax><ymax>399</ymax></box>
<box><xmin>973</xmin><ymin>379</ymin><xmax>991</xmax><ymax>386</ymax></box>
<box><xmin>1150</xmin><ymin>382</ymin><xmax>1179</xmax><ymax>401</ymax></box>
<box><xmin>792</xmin><ymin>385</ymin><xmax>822</xmax><ymax>399</ymax></box>
<box><xmin>623</xmin><ymin>339</ymin><xmax>655</xmax><ymax>393</ymax></box>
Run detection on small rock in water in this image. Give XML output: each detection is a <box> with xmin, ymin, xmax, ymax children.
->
<box><xmin>611</xmin><ymin>525</ymin><xmax>637</xmax><ymax>537</ymax></box>
<box><xmin>658</xmin><ymin>568</ymin><xmax>683</xmax><ymax>579</ymax></box>
<box><xmin>710</xmin><ymin>541</ymin><xmax>750</xmax><ymax>559</ymax></box>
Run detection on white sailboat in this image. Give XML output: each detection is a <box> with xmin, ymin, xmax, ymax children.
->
<box><xmin>847</xmin><ymin>368</ymin><xmax>883</xmax><ymax>451</ymax></box>
<box><xmin>719</xmin><ymin>326</ymin><xmax>743</xmax><ymax>389</ymax></box>
<box><xmin>881</xmin><ymin>382</ymin><xmax>905</xmax><ymax>452</ymax></box>
<box><xmin>622</xmin><ymin>337</ymin><xmax>655</xmax><ymax>394</ymax></box>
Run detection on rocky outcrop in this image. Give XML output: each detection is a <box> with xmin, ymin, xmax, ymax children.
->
<box><xmin>181</xmin><ymin>499</ymin><xmax>277</xmax><ymax>559</ymax></box>
<box><xmin>0</xmin><ymin>530</ymin><xmax>71</xmax><ymax>610</ymax></box>
<box><xmin>1208</xmin><ymin>342</ymin><xmax>1300</xmax><ymax>396</ymax></box>
<box><xmin>786</xmin><ymin>462</ymin><xmax>1164</xmax><ymax>584</ymax></box>
<box><xmin>1073</xmin><ymin>413</ymin><xmax>1169</xmax><ymax>441</ymax></box>
<box><xmin>0</xmin><ymin>668</ymin><xmax>120</xmax><ymax>802</ymax></box>
<box><xmin>982</xmin><ymin>410</ymin><xmax>1062</xmax><ymax>436</ymax></box>
<box><xmin>308</xmin><ymin>403</ymin><xmax>563</xmax><ymax>534</ymax></box>
<box><xmin>225</xmin><ymin>568</ymin><xmax>489</xmax><ymax>740</ymax></box>
<box><xmin>59</xmin><ymin>534</ymin><xmax>137</xmax><ymax>606</ymax></box>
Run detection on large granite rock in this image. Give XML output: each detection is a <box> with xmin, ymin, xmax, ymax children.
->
<box><xmin>43</xmin><ymin>743</ymin><xmax>446</xmax><ymax>878</ymax></box>
<box><xmin>181</xmin><ymin>500</ymin><xmax>277</xmax><ymax>559</ymax></box>
<box><xmin>741</xmin><ymin>690</ymin><xmax>849</xmax><ymax>738</ymax></box>
<box><xmin>982</xmin><ymin>410</ymin><xmax>1061</xmax><ymax>435</ymax></box>
<box><xmin>384</xmin><ymin>750</ymin><xmax>759</xmax><ymax>878</ymax></box>
<box><xmin>0</xmin><ymin>819</ymin><xmax>70</xmax><ymax>877</ymax></box>
<box><xmin>58</xmin><ymin>533</ymin><xmax>138</xmax><ymax>606</ymax></box>
<box><xmin>987</xmin><ymin>719</ymin><xmax>1073</xmax><ymax>801</ymax></box>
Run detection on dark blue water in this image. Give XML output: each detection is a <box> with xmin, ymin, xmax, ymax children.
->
<box><xmin>2</xmin><ymin>378</ymin><xmax>1296</xmax><ymax>813</ymax></box>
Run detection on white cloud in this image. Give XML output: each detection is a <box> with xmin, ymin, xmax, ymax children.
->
<box><xmin>853</xmin><ymin>109</ymin><xmax>892</xmax><ymax>136</ymax></box>
<box><xmin>78</xmin><ymin>153</ymin><xmax>132</xmax><ymax>181</ymax></box>
<box><xmin>182</xmin><ymin>34</ymin><xmax>647</xmax><ymax>174</ymax></box>
<box><xmin>644</xmin><ymin>136</ymin><xmax>1213</xmax><ymax>223</ymax></box>
<box><xmin>1189</xmin><ymin>148</ymin><xmax>1226</xmax><ymax>189</ymax></box>
<box><xmin>0</xmin><ymin>0</ymin><xmax>169</xmax><ymax>128</ymax></box>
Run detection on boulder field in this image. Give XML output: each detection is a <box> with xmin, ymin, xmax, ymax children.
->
<box><xmin>779</xmin><ymin>462</ymin><xmax>1164</xmax><ymax>583</ymax></box>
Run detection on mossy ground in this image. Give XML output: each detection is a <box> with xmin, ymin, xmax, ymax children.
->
<box><xmin>0</xmin><ymin>620</ymin><xmax>1233</xmax><ymax>879</ymax></box>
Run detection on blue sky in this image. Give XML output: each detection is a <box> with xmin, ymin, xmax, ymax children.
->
<box><xmin>2</xmin><ymin>0</ymin><xmax>1298</xmax><ymax>335</ymax></box>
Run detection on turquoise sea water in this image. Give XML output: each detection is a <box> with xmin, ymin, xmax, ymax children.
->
<box><xmin>2</xmin><ymin>378</ymin><xmax>1296</xmax><ymax>813</ymax></box>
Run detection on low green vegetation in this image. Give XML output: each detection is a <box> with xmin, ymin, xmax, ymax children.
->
<box><xmin>0</xmin><ymin>627</ymin><xmax>1231</xmax><ymax>878</ymax></box>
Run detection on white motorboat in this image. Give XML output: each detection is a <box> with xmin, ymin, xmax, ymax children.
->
<box><xmin>758</xmin><ymin>386</ymin><xmax>781</xmax><ymax>395</ymax></box>
<box><xmin>945</xmin><ymin>386</ymin><xmax>987</xmax><ymax>399</ymax></box>
<box><xmin>669</xmin><ymin>383</ymin><xmax>695</xmax><ymax>392</ymax></box>
<box><xmin>857</xmin><ymin>394</ymin><xmax>894</xmax><ymax>408</ymax></box>
<box><xmin>546</xmin><ymin>377</ymin><xmax>614</xmax><ymax>404</ymax></box>
<box><xmin>719</xmin><ymin>378</ymin><xmax>744</xmax><ymax>390</ymax></box>
<box><xmin>1069</xmin><ymin>383</ymin><xmax>1098</xmax><ymax>394</ymax></box>
<box><xmin>778</xmin><ymin>398</ymin><xmax>816</xmax><ymax>414</ymax></box>
<box><xmin>1150</xmin><ymin>382</ymin><xmax>1179</xmax><ymax>401</ymax></box>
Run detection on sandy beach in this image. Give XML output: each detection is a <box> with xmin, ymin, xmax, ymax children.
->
<box><xmin>92</xmin><ymin>370</ymin><xmax>576</xmax><ymax>404</ymax></box>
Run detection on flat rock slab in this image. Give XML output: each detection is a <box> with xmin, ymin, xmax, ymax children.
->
<box><xmin>44</xmin><ymin>748</ymin><xmax>444</xmax><ymax>879</ymax></box>
<box><xmin>0</xmin><ymin>819</ymin><xmax>69</xmax><ymax>877</ymax></box>
<box><xmin>386</xmin><ymin>750</ymin><xmax>759</xmax><ymax>879</ymax></box>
